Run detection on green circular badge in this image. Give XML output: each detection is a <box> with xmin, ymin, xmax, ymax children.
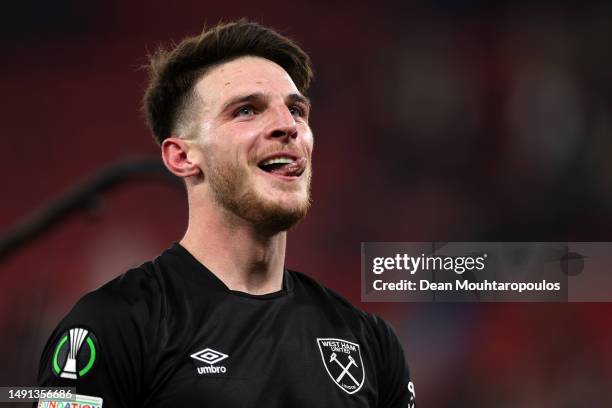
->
<box><xmin>51</xmin><ymin>327</ymin><xmax>98</xmax><ymax>379</ymax></box>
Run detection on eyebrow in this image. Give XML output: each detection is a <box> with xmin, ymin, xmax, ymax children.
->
<box><xmin>287</xmin><ymin>93</ymin><xmax>311</xmax><ymax>110</ymax></box>
<box><xmin>219</xmin><ymin>92</ymin><xmax>311</xmax><ymax>114</ymax></box>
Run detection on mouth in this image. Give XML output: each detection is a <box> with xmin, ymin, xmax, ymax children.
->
<box><xmin>257</xmin><ymin>154</ymin><xmax>306</xmax><ymax>179</ymax></box>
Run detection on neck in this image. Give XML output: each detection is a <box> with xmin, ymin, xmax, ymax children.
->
<box><xmin>180</xmin><ymin>193</ymin><xmax>287</xmax><ymax>295</ymax></box>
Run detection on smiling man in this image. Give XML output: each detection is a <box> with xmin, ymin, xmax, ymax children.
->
<box><xmin>36</xmin><ymin>20</ymin><xmax>415</xmax><ymax>407</ymax></box>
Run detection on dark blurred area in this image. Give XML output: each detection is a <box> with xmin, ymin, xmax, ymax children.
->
<box><xmin>2</xmin><ymin>1</ymin><xmax>612</xmax><ymax>406</ymax></box>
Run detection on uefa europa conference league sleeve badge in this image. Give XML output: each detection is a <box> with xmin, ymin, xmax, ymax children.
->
<box><xmin>51</xmin><ymin>327</ymin><xmax>98</xmax><ymax>379</ymax></box>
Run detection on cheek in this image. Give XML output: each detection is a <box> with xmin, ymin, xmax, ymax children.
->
<box><xmin>303</xmin><ymin>128</ymin><xmax>314</xmax><ymax>154</ymax></box>
<box><xmin>216</xmin><ymin>123</ymin><xmax>262</xmax><ymax>161</ymax></box>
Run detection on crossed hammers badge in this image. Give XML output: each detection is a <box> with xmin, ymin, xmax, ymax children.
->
<box><xmin>317</xmin><ymin>338</ymin><xmax>365</xmax><ymax>394</ymax></box>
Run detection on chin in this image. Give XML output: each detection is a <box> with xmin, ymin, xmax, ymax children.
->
<box><xmin>254</xmin><ymin>194</ymin><xmax>311</xmax><ymax>232</ymax></box>
<box><xmin>235</xmin><ymin>185</ymin><xmax>308</xmax><ymax>230</ymax></box>
<box><xmin>258</xmin><ymin>210</ymin><xmax>306</xmax><ymax>233</ymax></box>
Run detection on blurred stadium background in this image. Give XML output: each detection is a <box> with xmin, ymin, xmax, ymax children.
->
<box><xmin>2</xmin><ymin>1</ymin><xmax>612</xmax><ymax>406</ymax></box>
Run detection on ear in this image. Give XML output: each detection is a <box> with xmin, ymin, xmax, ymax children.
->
<box><xmin>161</xmin><ymin>137</ymin><xmax>202</xmax><ymax>179</ymax></box>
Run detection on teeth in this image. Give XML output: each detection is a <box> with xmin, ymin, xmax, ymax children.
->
<box><xmin>260</xmin><ymin>157</ymin><xmax>295</xmax><ymax>166</ymax></box>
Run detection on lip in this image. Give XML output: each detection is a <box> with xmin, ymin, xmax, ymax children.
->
<box><xmin>256</xmin><ymin>153</ymin><xmax>307</xmax><ymax>180</ymax></box>
<box><xmin>257</xmin><ymin>152</ymin><xmax>300</xmax><ymax>166</ymax></box>
<box><xmin>257</xmin><ymin>167</ymin><xmax>302</xmax><ymax>181</ymax></box>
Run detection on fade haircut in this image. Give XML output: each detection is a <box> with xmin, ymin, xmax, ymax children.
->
<box><xmin>143</xmin><ymin>19</ymin><xmax>313</xmax><ymax>145</ymax></box>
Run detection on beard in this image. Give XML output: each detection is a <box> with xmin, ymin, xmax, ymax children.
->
<box><xmin>205</xmin><ymin>154</ymin><xmax>312</xmax><ymax>233</ymax></box>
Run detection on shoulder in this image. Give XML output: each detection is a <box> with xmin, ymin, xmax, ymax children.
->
<box><xmin>289</xmin><ymin>270</ymin><xmax>365</xmax><ymax>313</ymax></box>
<box><xmin>37</xmin><ymin>262</ymin><xmax>164</xmax><ymax>404</ymax></box>
<box><xmin>67</xmin><ymin>261</ymin><xmax>162</xmax><ymax>324</ymax></box>
<box><xmin>288</xmin><ymin>270</ymin><xmax>394</xmax><ymax>337</ymax></box>
<box><xmin>47</xmin><ymin>260</ymin><xmax>166</xmax><ymax>359</ymax></box>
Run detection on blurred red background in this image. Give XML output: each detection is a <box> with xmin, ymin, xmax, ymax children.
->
<box><xmin>2</xmin><ymin>1</ymin><xmax>612</xmax><ymax>406</ymax></box>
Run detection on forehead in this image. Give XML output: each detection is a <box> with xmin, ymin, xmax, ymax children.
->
<box><xmin>194</xmin><ymin>56</ymin><xmax>300</xmax><ymax>109</ymax></box>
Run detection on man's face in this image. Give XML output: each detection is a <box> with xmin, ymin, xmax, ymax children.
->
<box><xmin>190</xmin><ymin>56</ymin><xmax>313</xmax><ymax>232</ymax></box>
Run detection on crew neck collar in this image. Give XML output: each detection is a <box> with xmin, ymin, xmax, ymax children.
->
<box><xmin>165</xmin><ymin>242</ymin><xmax>294</xmax><ymax>299</ymax></box>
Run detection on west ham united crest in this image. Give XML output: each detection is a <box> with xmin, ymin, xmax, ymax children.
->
<box><xmin>317</xmin><ymin>338</ymin><xmax>365</xmax><ymax>394</ymax></box>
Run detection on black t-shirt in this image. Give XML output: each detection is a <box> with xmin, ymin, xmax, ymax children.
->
<box><xmin>37</xmin><ymin>243</ymin><xmax>416</xmax><ymax>407</ymax></box>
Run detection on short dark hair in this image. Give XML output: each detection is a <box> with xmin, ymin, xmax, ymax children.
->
<box><xmin>142</xmin><ymin>19</ymin><xmax>313</xmax><ymax>145</ymax></box>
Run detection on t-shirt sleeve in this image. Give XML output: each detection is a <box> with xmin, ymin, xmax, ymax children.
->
<box><xmin>370</xmin><ymin>315</ymin><xmax>416</xmax><ymax>408</ymax></box>
<box><xmin>37</xmin><ymin>279</ymin><xmax>151</xmax><ymax>408</ymax></box>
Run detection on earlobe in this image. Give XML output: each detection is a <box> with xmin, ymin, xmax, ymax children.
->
<box><xmin>161</xmin><ymin>137</ymin><xmax>202</xmax><ymax>179</ymax></box>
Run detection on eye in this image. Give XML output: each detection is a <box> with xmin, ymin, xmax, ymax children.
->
<box><xmin>234</xmin><ymin>105</ymin><xmax>255</xmax><ymax>117</ymax></box>
<box><xmin>289</xmin><ymin>105</ymin><xmax>305</xmax><ymax>118</ymax></box>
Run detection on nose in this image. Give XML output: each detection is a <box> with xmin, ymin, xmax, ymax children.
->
<box><xmin>267</xmin><ymin>106</ymin><xmax>298</xmax><ymax>141</ymax></box>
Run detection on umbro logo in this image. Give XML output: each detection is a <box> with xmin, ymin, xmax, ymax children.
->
<box><xmin>190</xmin><ymin>347</ymin><xmax>228</xmax><ymax>375</ymax></box>
<box><xmin>191</xmin><ymin>348</ymin><xmax>228</xmax><ymax>365</ymax></box>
